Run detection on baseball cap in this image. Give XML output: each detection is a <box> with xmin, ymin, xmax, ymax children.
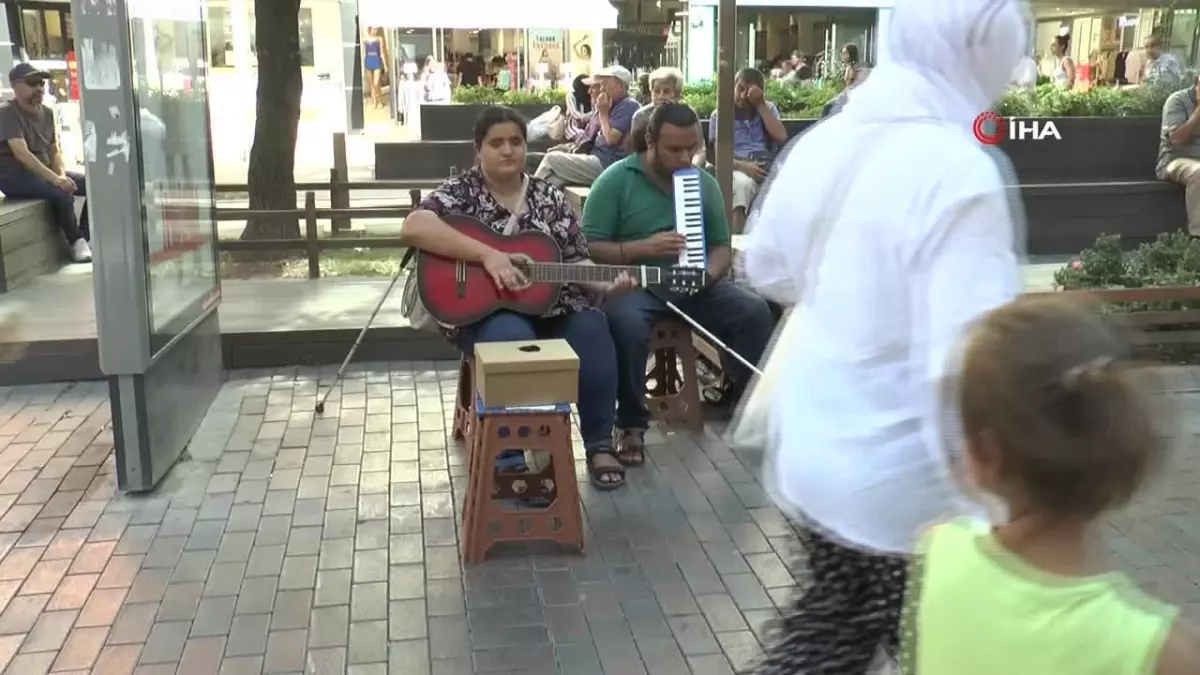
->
<box><xmin>8</xmin><ymin>63</ymin><xmax>49</xmax><ymax>85</ymax></box>
<box><xmin>584</xmin><ymin>65</ymin><xmax>633</xmax><ymax>86</ymax></box>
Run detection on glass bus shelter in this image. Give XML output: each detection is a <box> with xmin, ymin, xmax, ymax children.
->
<box><xmin>70</xmin><ymin>0</ymin><xmax>223</xmax><ymax>492</ymax></box>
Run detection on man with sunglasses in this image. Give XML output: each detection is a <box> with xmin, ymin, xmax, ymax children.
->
<box><xmin>0</xmin><ymin>63</ymin><xmax>90</xmax><ymax>262</ymax></box>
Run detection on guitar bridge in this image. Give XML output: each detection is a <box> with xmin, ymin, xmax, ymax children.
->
<box><xmin>455</xmin><ymin>261</ymin><xmax>467</xmax><ymax>298</ymax></box>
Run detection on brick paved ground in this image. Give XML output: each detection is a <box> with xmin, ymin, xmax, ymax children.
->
<box><xmin>0</xmin><ymin>363</ymin><xmax>1196</xmax><ymax>674</ymax></box>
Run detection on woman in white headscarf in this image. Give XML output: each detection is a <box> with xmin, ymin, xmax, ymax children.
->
<box><xmin>744</xmin><ymin>0</ymin><xmax>1029</xmax><ymax>672</ymax></box>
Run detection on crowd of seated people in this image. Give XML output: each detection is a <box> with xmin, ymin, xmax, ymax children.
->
<box><xmin>399</xmin><ymin>103</ymin><xmax>775</xmax><ymax>491</ymax></box>
<box><xmin>532</xmin><ymin>66</ymin><xmax>640</xmax><ymax>188</ymax></box>
<box><xmin>624</xmin><ymin>67</ymin><xmax>788</xmax><ymax>233</ymax></box>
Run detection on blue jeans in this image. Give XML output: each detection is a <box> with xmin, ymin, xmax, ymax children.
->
<box><xmin>603</xmin><ymin>280</ymin><xmax>774</xmax><ymax>430</ymax></box>
<box><xmin>0</xmin><ymin>170</ymin><xmax>87</xmax><ymax>243</ymax></box>
<box><xmin>455</xmin><ymin>309</ymin><xmax>618</xmax><ymax>454</ymax></box>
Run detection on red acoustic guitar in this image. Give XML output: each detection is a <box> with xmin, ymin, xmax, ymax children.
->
<box><xmin>416</xmin><ymin>215</ymin><xmax>707</xmax><ymax>327</ymax></box>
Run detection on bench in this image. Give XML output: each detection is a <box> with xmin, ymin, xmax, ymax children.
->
<box><xmin>374</xmin><ymin>139</ymin><xmax>556</xmax><ymax>181</ymax></box>
<box><xmin>0</xmin><ymin>199</ymin><xmax>60</xmax><ymax>293</ymax></box>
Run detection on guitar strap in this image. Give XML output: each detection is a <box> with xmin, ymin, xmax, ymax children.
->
<box><xmin>400</xmin><ymin>174</ymin><xmax>530</xmax><ymax>269</ymax></box>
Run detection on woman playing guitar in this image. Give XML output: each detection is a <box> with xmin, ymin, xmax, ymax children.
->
<box><xmin>400</xmin><ymin>106</ymin><xmax>636</xmax><ymax>491</ymax></box>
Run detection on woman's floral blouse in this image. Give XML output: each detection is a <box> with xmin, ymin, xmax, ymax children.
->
<box><xmin>417</xmin><ymin>168</ymin><xmax>595</xmax><ymax>336</ymax></box>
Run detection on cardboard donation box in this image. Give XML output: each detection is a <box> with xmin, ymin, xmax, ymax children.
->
<box><xmin>473</xmin><ymin>339</ymin><xmax>579</xmax><ymax>407</ymax></box>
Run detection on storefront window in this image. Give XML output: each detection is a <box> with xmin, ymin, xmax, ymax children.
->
<box><xmin>20</xmin><ymin>6</ymin><xmax>73</xmax><ymax>61</ymax></box>
<box><xmin>204</xmin><ymin>3</ymin><xmax>315</xmax><ymax>68</ymax></box>
<box><xmin>248</xmin><ymin>7</ymin><xmax>315</xmax><ymax>67</ymax></box>
<box><xmin>207</xmin><ymin>7</ymin><xmax>232</xmax><ymax>67</ymax></box>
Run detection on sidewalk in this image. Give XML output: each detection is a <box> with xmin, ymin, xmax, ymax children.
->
<box><xmin>0</xmin><ymin>364</ymin><xmax>1199</xmax><ymax>673</ymax></box>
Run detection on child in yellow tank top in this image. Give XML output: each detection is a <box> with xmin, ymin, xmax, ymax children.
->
<box><xmin>903</xmin><ymin>296</ymin><xmax>1200</xmax><ymax>675</ymax></box>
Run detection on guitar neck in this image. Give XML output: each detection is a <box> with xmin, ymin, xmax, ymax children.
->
<box><xmin>519</xmin><ymin>262</ymin><xmax>662</xmax><ymax>285</ymax></box>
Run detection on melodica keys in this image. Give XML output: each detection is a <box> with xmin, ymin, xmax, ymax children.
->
<box><xmin>673</xmin><ymin>168</ymin><xmax>707</xmax><ymax>269</ymax></box>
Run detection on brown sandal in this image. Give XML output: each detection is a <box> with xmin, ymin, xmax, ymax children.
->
<box><xmin>614</xmin><ymin>429</ymin><xmax>646</xmax><ymax>467</ymax></box>
<box><xmin>587</xmin><ymin>451</ymin><xmax>626</xmax><ymax>490</ymax></box>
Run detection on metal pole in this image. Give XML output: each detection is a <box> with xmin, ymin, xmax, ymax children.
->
<box><xmin>715</xmin><ymin>0</ymin><xmax>736</xmax><ymax>224</ymax></box>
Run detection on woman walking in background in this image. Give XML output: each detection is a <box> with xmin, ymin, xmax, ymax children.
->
<box><xmin>841</xmin><ymin>43</ymin><xmax>867</xmax><ymax>88</ymax></box>
<box><xmin>1050</xmin><ymin>35</ymin><xmax>1076</xmax><ymax>89</ymax></box>
<box><xmin>363</xmin><ymin>27</ymin><xmax>388</xmax><ymax>109</ymax></box>
<box><xmin>742</xmin><ymin>0</ymin><xmax>1031</xmax><ymax>671</ymax></box>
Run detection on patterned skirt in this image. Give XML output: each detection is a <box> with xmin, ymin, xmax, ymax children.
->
<box><xmin>755</xmin><ymin>527</ymin><xmax>908</xmax><ymax>675</ymax></box>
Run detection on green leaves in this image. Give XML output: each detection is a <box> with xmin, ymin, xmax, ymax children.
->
<box><xmin>996</xmin><ymin>83</ymin><xmax>1172</xmax><ymax>118</ymax></box>
<box><xmin>1055</xmin><ymin>231</ymin><xmax>1200</xmax><ymax>312</ymax></box>
<box><xmin>449</xmin><ymin>80</ymin><xmax>1173</xmax><ymax>120</ymax></box>
<box><xmin>450</xmin><ymin>87</ymin><xmax>565</xmax><ymax>106</ymax></box>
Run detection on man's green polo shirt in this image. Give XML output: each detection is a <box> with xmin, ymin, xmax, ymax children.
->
<box><xmin>581</xmin><ymin>153</ymin><xmax>730</xmax><ymax>267</ymax></box>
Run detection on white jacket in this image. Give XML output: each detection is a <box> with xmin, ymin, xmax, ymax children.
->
<box><xmin>742</xmin><ymin>0</ymin><xmax>1030</xmax><ymax>554</ymax></box>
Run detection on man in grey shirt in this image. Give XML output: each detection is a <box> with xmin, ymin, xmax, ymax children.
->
<box><xmin>1158</xmin><ymin>74</ymin><xmax>1200</xmax><ymax>235</ymax></box>
<box><xmin>0</xmin><ymin>63</ymin><xmax>90</xmax><ymax>262</ymax></box>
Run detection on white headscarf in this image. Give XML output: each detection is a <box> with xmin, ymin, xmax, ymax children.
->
<box><xmin>747</xmin><ymin>0</ymin><xmax>1029</xmax><ymax>301</ymax></box>
<box><xmin>854</xmin><ymin>0</ymin><xmax>1030</xmax><ymax>127</ymax></box>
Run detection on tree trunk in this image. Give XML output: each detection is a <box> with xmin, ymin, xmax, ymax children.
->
<box><xmin>242</xmin><ymin>0</ymin><xmax>303</xmax><ymax>241</ymax></box>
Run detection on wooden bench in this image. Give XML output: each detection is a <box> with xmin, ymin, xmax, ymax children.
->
<box><xmin>0</xmin><ymin>199</ymin><xmax>59</xmax><ymax>293</ymax></box>
<box><xmin>565</xmin><ymin>187</ymin><xmax>590</xmax><ymax>219</ymax></box>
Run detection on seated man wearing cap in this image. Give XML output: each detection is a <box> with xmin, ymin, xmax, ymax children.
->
<box><xmin>533</xmin><ymin>65</ymin><xmax>640</xmax><ymax>187</ymax></box>
<box><xmin>0</xmin><ymin>63</ymin><xmax>90</xmax><ymax>262</ymax></box>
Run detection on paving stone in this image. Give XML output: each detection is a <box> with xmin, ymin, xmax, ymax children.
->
<box><xmin>23</xmin><ymin>608</ymin><xmax>77</xmax><ymax>652</ymax></box>
<box><xmin>177</xmin><ymin>635</ymin><xmax>226</xmax><ymax>674</ymax></box>
<box><xmin>264</xmin><ymin>628</ymin><xmax>308</xmax><ymax>672</ymax></box>
<box><xmin>224</xmin><ymin>614</ymin><xmax>270</xmax><ymax>657</ymax></box>
<box><xmin>192</xmin><ymin>596</ymin><xmax>238</xmax><ymax>636</ymax></box>
<box><xmin>108</xmin><ymin>602</ymin><xmax>159</xmax><ymax>644</ymax></box>
<box><xmin>139</xmin><ymin>621</ymin><xmax>191</xmax><ymax>664</ymax></box>
<box><xmin>52</xmin><ymin>625</ymin><xmax>109</xmax><ymax>670</ymax></box>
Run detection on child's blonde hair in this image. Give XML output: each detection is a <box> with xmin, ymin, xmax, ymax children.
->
<box><xmin>959</xmin><ymin>296</ymin><xmax>1165</xmax><ymax>518</ymax></box>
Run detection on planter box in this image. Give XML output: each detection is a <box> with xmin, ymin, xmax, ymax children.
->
<box><xmin>420</xmin><ymin>103</ymin><xmax>556</xmax><ymax>141</ymax></box>
<box><xmin>999</xmin><ymin>117</ymin><xmax>1160</xmax><ymax>183</ymax></box>
<box><xmin>1019</xmin><ymin>181</ymin><xmax>1184</xmax><ymax>256</ymax></box>
<box><xmin>375</xmin><ymin>139</ymin><xmax>555</xmax><ymax>181</ymax></box>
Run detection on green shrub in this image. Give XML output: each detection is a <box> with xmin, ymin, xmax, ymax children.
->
<box><xmin>450</xmin><ymin>87</ymin><xmax>563</xmax><ymax>106</ymax></box>
<box><xmin>451</xmin><ymin>80</ymin><xmax>842</xmax><ymax>118</ymax></box>
<box><xmin>995</xmin><ymin>82</ymin><xmax>1174</xmax><ymax>118</ymax></box>
<box><xmin>1054</xmin><ymin>231</ymin><xmax>1200</xmax><ymax>312</ymax></box>
<box><xmin>451</xmin><ymin>79</ymin><xmax>1177</xmax><ymax>119</ymax></box>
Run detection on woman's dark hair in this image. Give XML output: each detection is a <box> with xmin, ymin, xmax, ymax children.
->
<box><xmin>572</xmin><ymin>75</ymin><xmax>592</xmax><ymax>114</ymax></box>
<box><xmin>735</xmin><ymin>67</ymin><xmax>766</xmax><ymax>89</ymax></box>
<box><xmin>1054</xmin><ymin>35</ymin><xmax>1070</xmax><ymax>51</ymax></box>
<box><xmin>796</xmin><ymin>64</ymin><xmax>813</xmax><ymax>80</ymax></box>
<box><xmin>958</xmin><ymin>295</ymin><xmax>1164</xmax><ymax>520</ymax></box>
<box><xmin>843</xmin><ymin>43</ymin><xmax>859</xmax><ymax>63</ymax></box>
<box><xmin>472</xmin><ymin>106</ymin><xmax>527</xmax><ymax>149</ymax></box>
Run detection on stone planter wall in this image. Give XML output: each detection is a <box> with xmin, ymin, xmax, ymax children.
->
<box><xmin>420</xmin><ymin>104</ymin><xmax>556</xmax><ymax>141</ymax></box>
<box><xmin>999</xmin><ymin>116</ymin><xmax>1160</xmax><ymax>183</ymax></box>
